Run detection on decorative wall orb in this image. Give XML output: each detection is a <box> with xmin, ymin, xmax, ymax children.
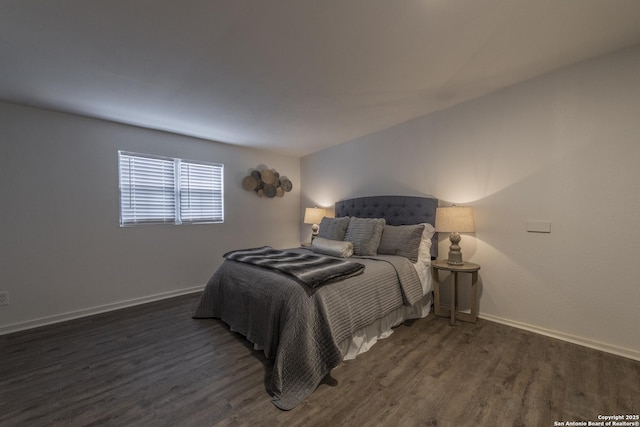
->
<box><xmin>242</xmin><ymin>167</ymin><xmax>293</xmax><ymax>199</ymax></box>
<box><xmin>263</xmin><ymin>184</ymin><xmax>277</xmax><ymax>198</ymax></box>
<box><xmin>280</xmin><ymin>178</ymin><xmax>293</xmax><ymax>192</ymax></box>
<box><xmin>261</xmin><ymin>169</ymin><xmax>275</xmax><ymax>184</ymax></box>
<box><xmin>242</xmin><ymin>175</ymin><xmax>258</xmax><ymax>191</ymax></box>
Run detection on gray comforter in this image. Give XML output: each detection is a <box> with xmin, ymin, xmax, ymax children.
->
<box><xmin>192</xmin><ymin>248</ymin><xmax>423</xmax><ymax>410</ymax></box>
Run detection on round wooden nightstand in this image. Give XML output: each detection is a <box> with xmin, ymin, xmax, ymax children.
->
<box><xmin>432</xmin><ymin>260</ymin><xmax>481</xmax><ymax>325</ymax></box>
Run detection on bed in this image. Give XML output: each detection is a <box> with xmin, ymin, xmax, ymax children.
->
<box><xmin>193</xmin><ymin>195</ymin><xmax>438</xmax><ymax>410</ymax></box>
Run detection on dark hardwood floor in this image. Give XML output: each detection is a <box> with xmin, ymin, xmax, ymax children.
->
<box><xmin>1</xmin><ymin>293</ymin><xmax>638</xmax><ymax>426</ymax></box>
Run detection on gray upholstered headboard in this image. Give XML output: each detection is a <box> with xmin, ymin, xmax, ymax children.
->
<box><xmin>335</xmin><ymin>195</ymin><xmax>438</xmax><ymax>259</ymax></box>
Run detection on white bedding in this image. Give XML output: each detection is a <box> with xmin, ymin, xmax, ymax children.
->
<box><xmin>339</xmin><ymin>260</ymin><xmax>432</xmax><ymax>360</ymax></box>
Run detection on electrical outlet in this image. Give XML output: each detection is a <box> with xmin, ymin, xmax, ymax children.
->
<box><xmin>0</xmin><ymin>291</ymin><xmax>9</xmax><ymax>306</ymax></box>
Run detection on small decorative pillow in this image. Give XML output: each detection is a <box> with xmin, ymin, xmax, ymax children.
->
<box><xmin>311</xmin><ymin>237</ymin><xmax>354</xmax><ymax>258</ymax></box>
<box><xmin>377</xmin><ymin>224</ymin><xmax>425</xmax><ymax>263</ymax></box>
<box><xmin>344</xmin><ymin>217</ymin><xmax>386</xmax><ymax>256</ymax></box>
<box><xmin>318</xmin><ymin>216</ymin><xmax>351</xmax><ymax>241</ymax></box>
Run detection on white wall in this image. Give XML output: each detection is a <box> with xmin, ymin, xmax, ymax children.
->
<box><xmin>301</xmin><ymin>46</ymin><xmax>640</xmax><ymax>360</ymax></box>
<box><xmin>0</xmin><ymin>102</ymin><xmax>300</xmax><ymax>332</ymax></box>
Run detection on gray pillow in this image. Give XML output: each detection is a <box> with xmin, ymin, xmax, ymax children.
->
<box><xmin>344</xmin><ymin>217</ymin><xmax>386</xmax><ymax>256</ymax></box>
<box><xmin>378</xmin><ymin>224</ymin><xmax>425</xmax><ymax>263</ymax></box>
<box><xmin>318</xmin><ymin>216</ymin><xmax>350</xmax><ymax>241</ymax></box>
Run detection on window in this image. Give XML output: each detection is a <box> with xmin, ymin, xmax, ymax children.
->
<box><xmin>118</xmin><ymin>151</ymin><xmax>224</xmax><ymax>226</ymax></box>
<box><xmin>179</xmin><ymin>160</ymin><xmax>224</xmax><ymax>224</ymax></box>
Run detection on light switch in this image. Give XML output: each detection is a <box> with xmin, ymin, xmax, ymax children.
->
<box><xmin>527</xmin><ymin>221</ymin><xmax>551</xmax><ymax>233</ymax></box>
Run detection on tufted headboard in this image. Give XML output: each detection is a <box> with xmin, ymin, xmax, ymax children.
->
<box><xmin>335</xmin><ymin>195</ymin><xmax>438</xmax><ymax>259</ymax></box>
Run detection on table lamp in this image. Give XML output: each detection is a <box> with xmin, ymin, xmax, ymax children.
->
<box><xmin>304</xmin><ymin>207</ymin><xmax>327</xmax><ymax>243</ymax></box>
<box><xmin>435</xmin><ymin>206</ymin><xmax>475</xmax><ymax>265</ymax></box>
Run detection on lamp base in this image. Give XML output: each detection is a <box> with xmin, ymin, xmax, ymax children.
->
<box><xmin>310</xmin><ymin>224</ymin><xmax>319</xmax><ymax>242</ymax></box>
<box><xmin>446</xmin><ymin>252</ymin><xmax>464</xmax><ymax>265</ymax></box>
<box><xmin>447</xmin><ymin>231</ymin><xmax>465</xmax><ymax>265</ymax></box>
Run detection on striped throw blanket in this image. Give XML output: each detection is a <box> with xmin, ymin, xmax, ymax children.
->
<box><xmin>223</xmin><ymin>246</ymin><xmax>365</xmax><ymax>288</ymax></box>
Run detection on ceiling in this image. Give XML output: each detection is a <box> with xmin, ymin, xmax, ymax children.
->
<box><xmin>2</xmin><ymin>1</ymin><xmax>640</xmax><ymax>157</ymax></box>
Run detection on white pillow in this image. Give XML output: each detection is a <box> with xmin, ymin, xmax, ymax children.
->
<box><xmin>418</xmin><ymin>223</ymin><xmax>436</xmax><ymax>264</ymax></box>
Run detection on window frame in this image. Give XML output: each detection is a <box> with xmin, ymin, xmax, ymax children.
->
<box><xmin>118</xmin><ymin>151</ymin><xmax>224</xmax><ymax>226</ymax></box>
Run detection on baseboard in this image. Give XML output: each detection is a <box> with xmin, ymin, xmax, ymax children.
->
<box><xmin>0</xmin><ymin>285</ymin><xmax>205</xmax><ymax>336</ymax></box>
<box><xmin>479</xmin><ymin>313</ymin><xmax>640</xmax><ymax>362</ymax></box>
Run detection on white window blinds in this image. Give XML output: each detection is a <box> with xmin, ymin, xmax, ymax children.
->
<box><xmin>118</xmin><ymin>151</ymin><xmax>224</xmax><ymax>226</ymax></box>
<box><xmin>119</xmin><ymin>152</ymin><xmax>176</xmax><ymax>225</ymax></box>
<box><xmin>179</xmin><ymin>161</ymin><xmax>224</xmax><ymax>224</ymax></box>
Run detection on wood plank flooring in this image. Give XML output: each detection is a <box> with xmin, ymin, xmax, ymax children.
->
<box><xmin>1</xmin><ymin>293</ymin><xmax>638</xmax><ymax>426</ymax></box>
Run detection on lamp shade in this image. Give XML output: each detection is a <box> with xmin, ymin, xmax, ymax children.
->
<box><xmin>435</xmin><ymin>206</ymin><xmax>475</xmax><ymax>233</ymax></box>
<box><xmin>304</xmin><ymin>207</ymin><xmax>326</xmax><ymax>225</ymax></box>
